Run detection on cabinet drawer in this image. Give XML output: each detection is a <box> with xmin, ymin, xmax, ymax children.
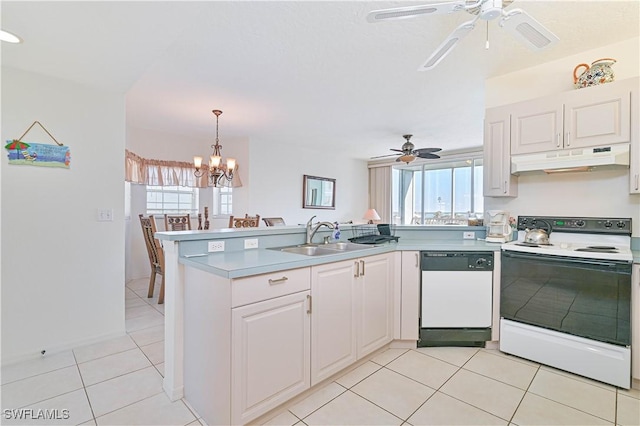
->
<box><xmin>232</xmin><ymin>267</ymin><xmax>310</xmax><ymax>307</ymax></box>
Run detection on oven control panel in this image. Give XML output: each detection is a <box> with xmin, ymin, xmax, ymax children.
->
<box><xmin>516</xmin><ymin>216</ymin><xmax>632</xmax><ymax>235</ymax></box>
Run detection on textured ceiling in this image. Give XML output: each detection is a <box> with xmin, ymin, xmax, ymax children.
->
<box><xmin>2</xmin><ymin>1</ymin><xmax>639</xmax><ymax>160</ymax></box>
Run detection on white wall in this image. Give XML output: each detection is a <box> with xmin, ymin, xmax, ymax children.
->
<box><xmin>1</xmin><ymin>68</ymin><xmax>126</xmax><ymax>363</ymax></box>
<box><xmin>484</xmin><ymin>37</ymin><xmax>640</xmax><ymax>235</ymax></box>
<box><xmin>247</xmin><ymin>137</ymin><xmax>369</xmax><ymax>226</ymax></box>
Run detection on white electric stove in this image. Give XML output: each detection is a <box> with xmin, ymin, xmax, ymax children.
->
<box><xmin>499</xmin><ymin>216</ymin><xmax>633</xmax><ymax>388</ymax></box>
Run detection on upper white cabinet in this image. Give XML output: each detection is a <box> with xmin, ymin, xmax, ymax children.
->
<box><xmin>484</xmin><ymin>105</ymin><xmax>518</xmax><ymax>197</ymax></box>
<box><xmin>511</xmin><ymin>79</ymin><xmax>632</xmax><ymax>155</ymax></box>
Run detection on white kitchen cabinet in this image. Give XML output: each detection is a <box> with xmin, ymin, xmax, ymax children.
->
<box><xmin>629</xmin><ymin>79</ymin><xmax>639</xmax><ymax>194</ymax></box>
<box><xmin>484</xmin><ymin>105</ymin><xmax>518</xmax><ymax>197</ymax></box>
<box><xmin>400</xmin><ymin>251</ymin><xmax>420</xmax><ymax>340</ymax></box>
<box><xmin>310</xmin><ymin>252</ymin><xmax>394</xmax><ymax>385</ymax></box>
<box><xmin>310</xmin><ymin>259</ymin><xmax>357</xmax><ymax>385</ymax></box>
<box><xmin>232</xmin><ymin>291</ymin><xmax>311</xmax><ymax>424</ymax></box>
<box><xmin>510</xmin><ymin>79</ymin><xmax>632</xmax><ymax>156</ymax></box>
<box><xmin>357</xmin><ymin>253</ymin><xmax>394</xmax><ymax>358</ymax></box>
<box><xmin>183</xmin><ymin>266</ymin><xmax>311</xmax><ymax>426</ymax></box>
<box><xmin>632</xmin><ymin>263</ymin><xmax>639</xmax><ymax>385</ymax></box>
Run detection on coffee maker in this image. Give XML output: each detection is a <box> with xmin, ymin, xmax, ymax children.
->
<box><xmin>485</xmin><ymin>210</ymin><xmax>512</xmax><ymax>243</ymax></box>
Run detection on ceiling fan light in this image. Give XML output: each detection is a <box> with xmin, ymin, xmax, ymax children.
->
<box><xmin>398</xmin><ymin>154</ymin><xmax>415</xmax><ymax>163</ymax></box>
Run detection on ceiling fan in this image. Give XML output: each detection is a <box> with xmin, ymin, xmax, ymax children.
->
<box><xmin>367</xmin><ymin>0</ymin><xmax>559</xmax><ymax>71</ymax></box>
<box><xmin>371</xmin><ymin>134</ymin><xmax>442</xmax><ymax>164</ymax></box>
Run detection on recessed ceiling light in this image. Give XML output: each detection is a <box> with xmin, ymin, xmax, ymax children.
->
<box><xmin>0</xmin><ymin>29</ymin><xmax>22</xmax><ymax>44</ymax></box>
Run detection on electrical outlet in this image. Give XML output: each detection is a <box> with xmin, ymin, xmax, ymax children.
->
<box><xmin>208</xmin><ymin>241</ymin><xmax>225</xmax><ymax>252</ymax></box>
<box><xmin>463</xmin><ymin>231</ymin><xmax>475</xmax><ymax>240</ymax></box>
<box><xmin>244</xmin><ymin>238</ymin><xmax>259</xmax><ymax>249</ymax></box>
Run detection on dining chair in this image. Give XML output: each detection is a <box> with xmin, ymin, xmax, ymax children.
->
<box><xmin>165</xmin><ymin>214</ymin><xmax>192</xmax><ymax>231</ymax></box>
<box><xmin>229</xmin><ymin>214</ymin><xmax>261</xmax><ymax>228</ymax></box>
<box><xmin>138</xmin><ymin>214</ymin><xmax>165</xmax><ymax>304</ymax></box>
<box><xmin>198</xmin><ymin>207</ymin><xmax>210</xmax><ymax>230</ymax></box>
<box><xmin>262</xmin><ymin>217</ymin><xmax>286</xmax><ymax>227</ymax></box>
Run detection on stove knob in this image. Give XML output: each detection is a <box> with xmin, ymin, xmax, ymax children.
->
<box><xmin>476</xmin><ymin>258</ymin><xmax>487</xmax><ymax>266</ymax></box>
<box><xmin>616</xmin><ymin>221</ymin><xmax>626</xmax><ymax>229</ymax></box>
<box><xmin>575</xmin><ymin>220</ymin><xmax>585</xmax><ymax>227</ymax></box>
<box><xmin>604</xmin><ymin>221</ymin><xmax>613</xmax><ymax>228</ymax></box>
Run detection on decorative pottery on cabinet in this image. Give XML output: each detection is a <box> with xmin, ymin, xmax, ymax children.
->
<box><xmin>573</xmin><ymin>58</ymin><xmax>616</xmax><ymax>89</ymax></box>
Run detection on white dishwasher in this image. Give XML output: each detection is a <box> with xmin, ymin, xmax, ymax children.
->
<box><xmin>419</xmin><ymin>251</ymin><xmax>493</xmax><ymax>347</ymax></box>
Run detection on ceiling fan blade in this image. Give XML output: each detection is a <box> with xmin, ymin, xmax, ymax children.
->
<box><xmin>413</xmin><ymin>147</ymin><xmax>442</xmax><ymax>154</ymax></box>
<box><xmin>367</xmin><ymin>1</ymin><xmax>466</xmax><ymax>23</ymax></box>
<box><xmin>418</xmin><ymin>19</ymin><xmax>476</xmax><ymax>71</ymax></box>
<box><xmin>370</xmin><ymin>153</ymin><xmax>401</xmax><ymax>159</ymax></box>
<box><xmin>499</xmin><ymin>8</ymin><xmax>559</xmax><ymax>51</ymax></box>
<box><xmin>389</xmin><ymin>148</ymin><xmax>405</xmax><ymax>153</ymax></box>
<box><xmin>416</xmin><ymin>152</ymin><xmax>441</xmax><ymax>159</ymax></box>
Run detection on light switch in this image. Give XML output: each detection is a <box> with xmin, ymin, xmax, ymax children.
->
<box><xmin>97</xmin><ymin>208</ymin><xmax>113</xmax><ymax>222</ymax></box>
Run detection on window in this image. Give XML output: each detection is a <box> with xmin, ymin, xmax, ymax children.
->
<box><xmin>213</xmin><ymin>186</ymin><xmax>233</xmax><ymax>216</ymax></box>
<box><xmin>391</xmin><ymin>157</ymin><xmax>483</xmax><ymax>225</ymax></box>
<box><xmin>146</xmin><ymin>185</ymin><xmax>199</xmax><ymax>215</ymax></box>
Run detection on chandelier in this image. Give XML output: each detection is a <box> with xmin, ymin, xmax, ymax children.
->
<box><xmin>194</xmin><ymin>109</ymin><xmax>236</xmax><ymax>187</ymax></box>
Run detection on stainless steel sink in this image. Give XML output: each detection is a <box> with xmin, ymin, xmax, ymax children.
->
<box><xmin>320</xmin><ymin>242</ymin><xmax>374</xmax><ymax>251</ymax></box>
<box><xmin>270</xmin><ymin>242</ymin><xmax>376</xmax><ymax>256</ymax></box>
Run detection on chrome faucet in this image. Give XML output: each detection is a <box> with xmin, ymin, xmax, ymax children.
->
<box><xmin>306</xmin><ymin>215</ymin><xmax>335</xmax><ymax>245</ymax></box>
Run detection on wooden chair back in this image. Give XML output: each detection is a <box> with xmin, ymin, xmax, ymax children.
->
<box><xmin>138</xmin><ymin>214</ymin><xmax>165</xmax><ymax>304</ymax></box>
<box><xmin>229</xmin><ymin>214</ymin><xmax>261</xmax><ymax>228</ymax></box>
<box><xmin>262</xmin><ymin>217</ymin><xmax>286</xmax><ymax>227</ymax></box>
<box><xmin>165</xmin><ymin>214</ymin><xmax>192</xmax><ymax>231</ymax></box>
<box><xmin>198</xmin><ymin>207</ymin><xmax>210</xmax><ymax>230</ymax></box>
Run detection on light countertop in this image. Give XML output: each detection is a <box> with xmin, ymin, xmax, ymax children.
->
<box><xmin>179</xmin><ymin>239</ymin><xmax>502</xmax><ymax>279</ymax></box>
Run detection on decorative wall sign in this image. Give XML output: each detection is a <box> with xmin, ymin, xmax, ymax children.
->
<box><xmin>5</xmin><ymin>121</ymin><xmax>70</xmax><ymax>168</ymax></box>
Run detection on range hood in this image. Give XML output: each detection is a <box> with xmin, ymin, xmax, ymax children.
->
<box><xmin>511</xmin><ymin>143</ymin><xmax>630</xmax><ymax>174</ymax></box>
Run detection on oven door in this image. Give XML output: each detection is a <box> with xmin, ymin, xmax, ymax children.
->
<box><xmin>500</xmin><ymin>250</ymin><xmax>632</xmax><ymax>346</ymax></box>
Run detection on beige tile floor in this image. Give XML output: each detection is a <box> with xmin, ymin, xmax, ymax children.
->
<box><xmin>2</xmin><ymin>277</ymin><xmax>639</xmax><ymax>426</ymax></box>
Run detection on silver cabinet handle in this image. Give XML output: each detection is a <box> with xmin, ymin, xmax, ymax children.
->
<box><xmin>415</xmin><ymin>253</ymin><xmax>419</xmax><ymax>268</ymax></box>
<box><xmin>307</xmin><ymin>294</ymin><xmax>312</xmax><ymax>314</ymax></box>
<box><xmin>268</xmin><ymin>276</ymin><xmax>288</xmax><ymax>285</ymax></box>
<box><xmin>556</xmin><ymin>133</ymin><xmax>561</xmax><ymax>147</ymax></box>
<box><xmin>354</xmin><ymin>261</ymin><xmax>360</xmax><ymax>277</ymax></box>
<box><xmin>360</xmin><ymin>260</ymin><xmax>365</xmax><ymax>276</ymax></box>
<box><xmin>503</xmin><ymin>180</ymin><xmax>507</xmax><ymax>194</ymax></box>
<box><xmin>635</xmin><ymin>174</ymin><xmax>639</xmax><ymax>191</ymax></box>
<box><xmin>566</xmin><ymin>132</ymin><xmax>570</xmax><ymax>146</ymax></box>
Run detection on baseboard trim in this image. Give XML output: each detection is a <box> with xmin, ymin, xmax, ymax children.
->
<box><xmin>1</xmin><ymin>330</ymin><xmax>127</xmax><ymax>367</ymax></box>
<box><xmin>164</xmin><ymin>381</ymin><xmax>184</xmax><ymax>402</ymax></box>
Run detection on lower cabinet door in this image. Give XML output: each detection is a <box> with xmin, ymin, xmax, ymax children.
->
<box><xmin>310</xmin><ymin>260</ymin><xmax>357</xmax><ymax>385</ymax></box>
<box><xmin>231</xmin><ymin>291</ymin><xmax>311</xmax><ymax>424</ymax></box>
<box><xmin>358</xmin><ymin>254</ymin><xmax>394</xmax><ymax>358</ymax></box>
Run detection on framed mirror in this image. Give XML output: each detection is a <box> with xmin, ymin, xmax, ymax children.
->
<box><xmin>303</xmin><ymin>175</ymin><xmax>335</xmax><ymax>209</ymax></box>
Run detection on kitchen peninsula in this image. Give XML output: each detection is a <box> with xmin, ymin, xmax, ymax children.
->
<box><xmin>156</xmin><ymin>224</ymin><xmax>498</xmax><ymax>425</ymax></box>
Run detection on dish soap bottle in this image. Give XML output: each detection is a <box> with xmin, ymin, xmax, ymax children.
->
<box><xmin>332</xmin><ymin>222</ymin><xmax>341</xmax><ymax>241</ymax></box>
